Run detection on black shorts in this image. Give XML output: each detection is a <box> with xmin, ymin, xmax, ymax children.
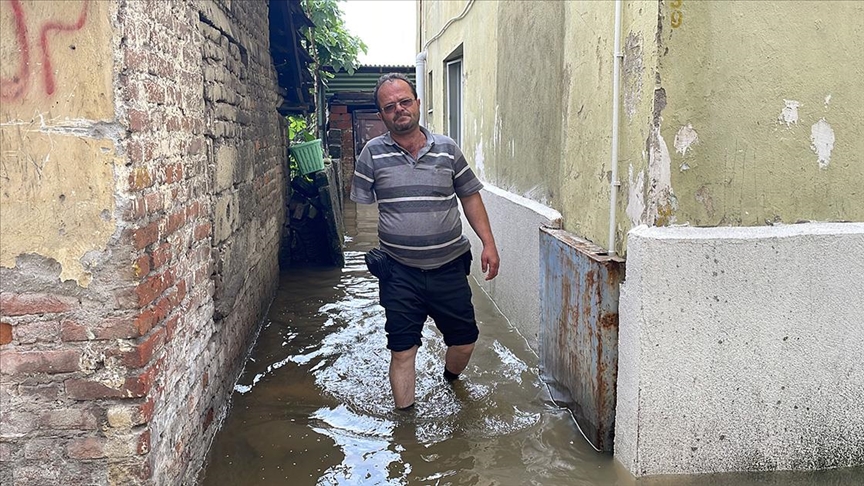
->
<box><xmin>379</xmin><ymin>251</ymin><xmax>478</xmax><ymax>352</ymax></box>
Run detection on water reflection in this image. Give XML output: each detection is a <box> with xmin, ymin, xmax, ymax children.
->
<box><xmin>200</xmin><ymin>203</ymin><xmax>862</xmax><ymax>486</ymax></box>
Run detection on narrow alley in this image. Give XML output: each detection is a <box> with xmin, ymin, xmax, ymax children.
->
<box><xmin>199</xmin><ymin>202</ymin><xmax>620</xmax><ymax>485</ymax></box>
<box><xmin>197</xmin><ymin>203</ymin><xmax>863</xmax><ymax>486</ymax></box>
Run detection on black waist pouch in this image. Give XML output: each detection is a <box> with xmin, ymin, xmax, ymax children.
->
<box><xmin>364</xmin><ymin>248</ymin><xmax>391</xmax><ymax>280</ymax></box>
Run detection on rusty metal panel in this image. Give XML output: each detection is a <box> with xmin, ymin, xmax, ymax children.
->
<box><xmin>539</xmin><ymin>227</ymin><xmax>625</xmax><ymax>451</ymax></box>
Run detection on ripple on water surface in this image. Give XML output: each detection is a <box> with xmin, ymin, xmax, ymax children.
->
<box><xmin>200</xmin><ymin>205</ymin><xmax>862</xmax><ymax>486</ymax></box>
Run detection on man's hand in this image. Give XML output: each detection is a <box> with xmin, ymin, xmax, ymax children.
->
<box><xmin>480</xmin><ymin>244</ymin><xmax>500</xmax><ymax>280</ymax></box>
<box><xmin>460</xmin><ymin>192</ymin><xmax>499</xmax><ymax>281</ymax></box>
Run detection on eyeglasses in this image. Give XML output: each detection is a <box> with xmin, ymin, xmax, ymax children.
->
<box><xmin>381</xmin><ymin>98</ymin><xmax>416</xmax><ymax>114</ymax></box>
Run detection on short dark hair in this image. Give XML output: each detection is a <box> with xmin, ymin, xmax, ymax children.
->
<box><xmin>373</xmin><ymin>73</ymin><xmax>417</xmax><ymax>111</ymax></box>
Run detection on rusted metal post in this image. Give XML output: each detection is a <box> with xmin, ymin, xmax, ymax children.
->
<box><xmin>539</xmin><ymin>227</ymin><xmax>625</xmax><ymax>451</ymax></box>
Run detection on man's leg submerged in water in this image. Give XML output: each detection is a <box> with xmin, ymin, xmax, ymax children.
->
<box><xmin>444</xmin><ymin>343</ymin><xmax>474</xmax><ymax>381</ymax></box>
<box><xmin>390</xmin><ymin>342</ymin><xmax>474</xmax><ymax>408</ymax></box>
<box><xmin>390</xmin><ymin>345</ymin><xmax>419</xmax><ymax>409</ymax></box>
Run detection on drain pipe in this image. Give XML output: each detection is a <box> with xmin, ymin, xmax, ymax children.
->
<box><xmin>607</xmin><ymin>0</ymin><xmax>624</xmax><ymax>256</ymax></box>
<box><xmin>416</xmin><ymin>51</ymin><xmax>427</xmax><ymax>127</ymax></box>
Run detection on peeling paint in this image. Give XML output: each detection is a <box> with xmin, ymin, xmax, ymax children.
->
<box><xmin>674</xmin><ymin>123</ymin><xmax>699</xmax><ymax>155</ymax></box>
<box><xmin>824</xmin><ymin>94</ymin><xmax>831</xmax><ymax>107</ymax></box>
<box><xmin>647</xmin><ymin>129</ymin><xmax>677</xmax><ymax>226</ymax></box>
<box><xmin>778</xmin><ymin>100</ymin><xmax>800</xmax><ymax>127</ymax></box>
<box><xmin>623</xmin><ymin>32</ymin><xmax>644</xmax><ymax>121</ymax></box>
<box><xmin>626</xmin><ymin>164</ymin><xmax>646</xmax><ymax>226</ymax></box>
<box><xmin>810</xmin><ymin>118</ymin><xmax>835</xmax><ymax>169</ymax></box>
<box><xmin>474</xmin><ymin>138</ymin><xmax>486</xmax><ymax>180</ymax></box>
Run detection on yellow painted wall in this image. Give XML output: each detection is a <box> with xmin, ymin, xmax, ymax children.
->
<box><xmin>655</xmin><ymin>0</ymin><xmax>864</xmax><ymax>227</ymax></box>
<box><xmin>420</xmin><ymin>1</ymin><xmax>863</xmax><ymax>255</ymax></box>
<box><xmin>0</xmin><ymin>0</ymin><xmax>116</xmax><ymax>286</ymax></box>
<box><xmin>421</xmin><ymin>0</ymin><xmax>499</xmax><ymax>187</ymax></box>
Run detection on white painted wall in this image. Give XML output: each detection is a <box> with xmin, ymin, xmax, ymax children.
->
<box><xmin>615</xmin><ymin>223</ymin><xmax>864</xmax><ymax>476</ymax></box>
<box><xmin>461</xmin><ymin>184</ymin><xmax>562</xmax><ymax>351</ymax></box>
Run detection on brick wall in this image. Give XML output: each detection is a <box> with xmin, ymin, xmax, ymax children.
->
<box><xmin>329</xmin><ymin>104</ymin><xmax>356</xmax><ymax>196</ymax></box>
<box><xmin>0</xmin><ymin>1</ymin><xmax>286</xmax><ymax>484</ymax></box>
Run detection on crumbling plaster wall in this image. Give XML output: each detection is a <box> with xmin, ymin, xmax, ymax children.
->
<box><xmin>628</xmin><ymin>0</ymin><xmax>864</xmax><ymax>233</ymax></box>
<box><xmin>0</xmin><ymin>0</ymin><xmax>286</xmax><ymax>484</ymax></box>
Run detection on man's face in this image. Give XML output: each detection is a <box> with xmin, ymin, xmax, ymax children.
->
<box><xmin>376</xmin><ymin>80</ymin><xmax>420</xmax><ymax>135</ymax></box>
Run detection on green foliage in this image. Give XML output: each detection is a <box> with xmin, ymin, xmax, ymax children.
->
<box><xmin>301</xmin><ymin>0</ymin><xmax>367</xmax><ymax>77</ymax></box>
<box><xmin>288</xmin><ymin>115</ymin><xmax>315</xmax><ymax>143</ymax></box>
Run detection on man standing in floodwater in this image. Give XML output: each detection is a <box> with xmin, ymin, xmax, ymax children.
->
<box><xmin>350</xmin><ymin>73</ymin><xmax>500</xmax><ymax>411</ymax></box>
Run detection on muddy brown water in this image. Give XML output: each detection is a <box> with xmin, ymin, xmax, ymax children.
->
<box><xmin>200</xmin><ymin>203</ymin><xmax>862</xmax><ymax>486</ymax></box>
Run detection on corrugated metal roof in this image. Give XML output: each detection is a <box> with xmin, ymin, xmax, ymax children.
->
<box><xmin>324</xmin><ymin>65</ymin><xmax>415</xmax><ymax>98</ymax></box>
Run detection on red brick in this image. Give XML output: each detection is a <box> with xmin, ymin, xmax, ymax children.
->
<box><xmin>134</xmin><ymin>308</ymin><xmax>158</xmax><ymax>336</ymax></box>
<box><xmin>137</xmin><ymin>429</ymin><xmax>151</xmax><ymax>454</ymax></box>
<box><xmin>144</xmin><ymin>191</ymin><xmax>163</xmax><ymax>214</ymax></box>
<box><xmin>127</xmin><ymin>109</ymin><xmax>150</xmax><ymax>132</ymax></box>
<box><xmin>164</xmin><ymin>162</ymin><xmax>183</xmax><ymax>184</ymax></box>
<box><xmin>0</xmin><ymin>293</ymin><xmax>76</xmax><ymax>316</ymax></box>
<box><xmin>126</xmin><ymin>139</ymin><xmax>144</xmax><ymax>164</ymax></box>
<box><xmin>186</xmin><ymin>201</ymin><xmax>201</xmax><ymax>219</ymax></box>
<box><xmin>193</xmin><ymin>222</ymin><xmax>211</xmax><ymax>241</ymax></box>
<box><xmin>0</xmin><ymin>322</ymin><xmax>11</xmax><ymax>345</ymax></box>
<box><xmin>164</xmin><ymin>209</ymin><xmax>186</xmax><ymax>235</ymax></box>
<box><xmin>133</xmin><ymin>254</ymin><xmax>152</xmax><ymax>279</ymax></box>
<box><xmin>165</xmin><ymin>116</ymin><xmax>182</xmax><ymax>132</ymax></box>
<box><xmin>61</xmin><ymin>317</ymin><xmax>139</xmax><ymax>342</ymax></box>
<box><xmin>0</xmin><ymin>349</ymin><xmax>80</xmax><ymax>375</ymax></box>
<box><xmin>67</xmin><ymin>437</ymin><xmax>106</xmax><ymax>459</ymax></box>
<box><xmin>175</xmin><ymin>279</ymin><xmax>187</xmax><ymax>303</ymax></box>
<box><xmin>164</xmin><ymin>315</ymin><xmax>179</xmax><ymax>342</ymax></box>
<box><xmin>114</xmin><ymin>327</ymin><xmax>165</xmax><ymax>368</ymax></box>
<box><xmin>127</xmin><ymin>221</ymin><xmax>160</xmax><ymax>250</ymax></box>
<box><xmin>123</xmin><ymin>49</ymin><xmax>147</xmax><ymax>73</ymax></box>
<box><xmin>144</xmin><ymin>80</ymin><xmax>165</xmax><ymax>104</ymax></box>
<box><xmin>151</xmin><ymin>243</ymin><xmax>173</xmax><ymax>269</ymax></box>
<box><xmin>331</xmin><ymin>104</ymin><xmax>348</xmax><ymax>114</ymax></box>
<box><xmin>65</xmin><ymin>360</ymin><xmax>160</xmax><ymax>400</ymax></box>
<box><xmin>65</xmin><ymin>379</ymin><xmax>124</xmax><ymax>400</ymax></box>
<box><xmin>135</xmin><ymin>269</ymin><xmax>175</xmax><ymax>307</ymax></box>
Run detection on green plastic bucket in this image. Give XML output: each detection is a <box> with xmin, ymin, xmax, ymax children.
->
<box><xmin>290</xmin><ymin>139</ymin><xmax>325</xmax><ymax>175</ymax></box>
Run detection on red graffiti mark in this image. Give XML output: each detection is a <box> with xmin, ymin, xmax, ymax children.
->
<box><xmin>0</xmin><ymin>0</ymin><xmax>30</xmax><ymax>101</ymax></box>
<box><xmin>39</xmin><ymin>0</ymin><xmax>89</xmax><ymax>95</ymax></box>
<box><xmin>0</xmin><ymin>0</ymin><xmax>89</xmax><ymax>101</ymax></box>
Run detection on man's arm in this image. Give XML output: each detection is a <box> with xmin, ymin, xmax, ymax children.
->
<box><xmin>459</xmin><ymin>192</ymin><xmax>500</xmax><ymax>280</ymax></box>
<box><xmin>350</xmin><ymin>145</ymin><xmax>376</xmax><ymax>204</ymax></box>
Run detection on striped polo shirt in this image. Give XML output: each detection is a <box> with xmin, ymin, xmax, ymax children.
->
<box><xmin>350</xmin><ymin>127</ymin><xmax>483</xmax><ymax>270</ymax></box>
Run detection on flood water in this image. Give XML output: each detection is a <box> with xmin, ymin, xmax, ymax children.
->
<box><xmin>200</xmin><ymin>202</ymin><xmax>862</xmax><ymax>486</ymax></box>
